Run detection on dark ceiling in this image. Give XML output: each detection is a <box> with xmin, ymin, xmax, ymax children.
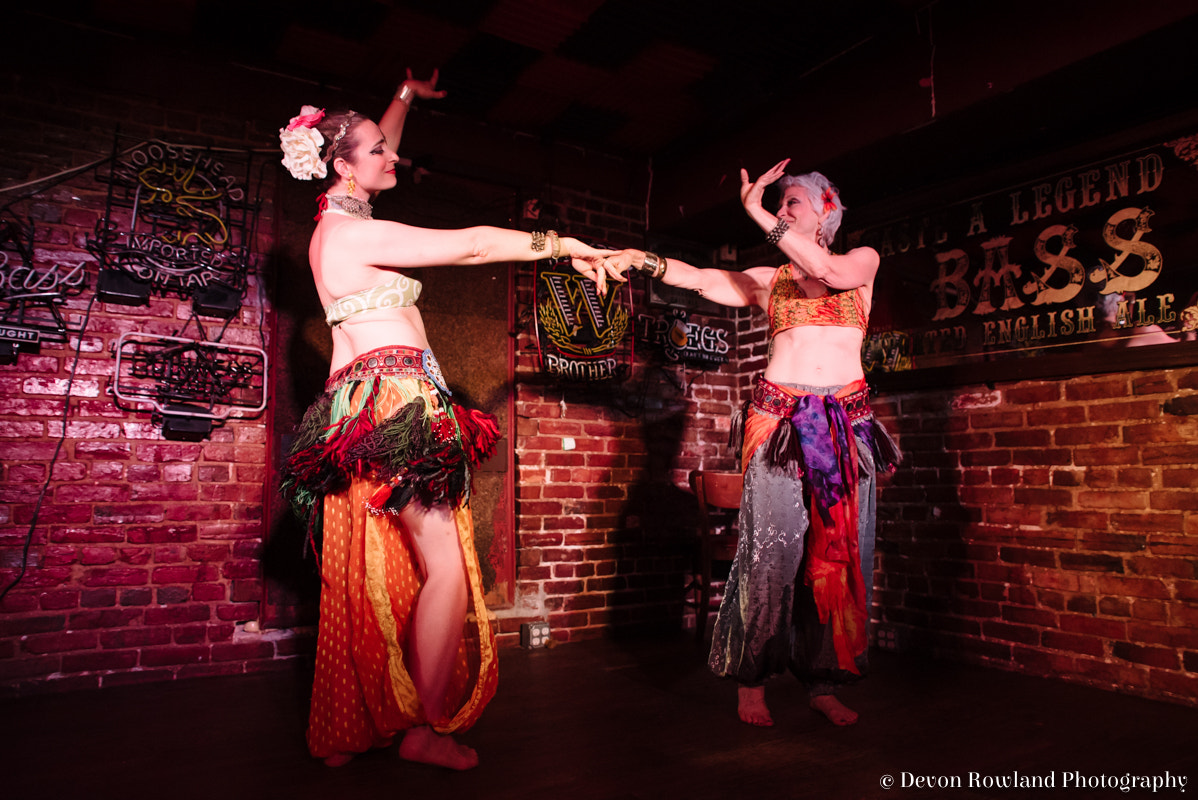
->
<box><xmin>15</xmin><ymin>0</ymin><xmax>1198</xmax><ymax>245</ymax></box>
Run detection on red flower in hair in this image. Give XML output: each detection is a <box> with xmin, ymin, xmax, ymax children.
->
<box><xmin>822</xmin><ymin>188</ymin><xmax>838</xmax><ymax>213</ymax></box>
<box><xmin>287</xmin><ymin>107</ymin><xmax>326</xmax><ymax>131</ymax></box>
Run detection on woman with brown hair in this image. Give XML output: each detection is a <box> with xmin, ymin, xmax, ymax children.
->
<box><xmin>279</xmin><ymin>71</ymin><xmax>622</xmax><ymax>770</ymax></box>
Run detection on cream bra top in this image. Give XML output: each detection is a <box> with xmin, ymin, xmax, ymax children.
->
<box><xmin>324</xmin><ymin>273</ymin><xmax>423</xmax><ymax>327</ymax></box>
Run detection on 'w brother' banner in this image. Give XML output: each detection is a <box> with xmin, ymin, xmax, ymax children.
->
<box><xmin>533</xmin><ymin>254</ymin><xmax>633</xmax><ymax>381</ymax></box>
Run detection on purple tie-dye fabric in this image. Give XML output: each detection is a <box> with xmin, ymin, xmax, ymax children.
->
<box><xmin>791</xmin><ymin>394</ymin><xmax>855</xmax><ymax>525</ymax></box>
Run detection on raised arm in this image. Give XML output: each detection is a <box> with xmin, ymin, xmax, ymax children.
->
<box><xmin>740</xmin><ymin>160</ymin><xmax>879</xmax><ymax>290</ymax></box>
<box><xmin>378</xmin><ymin>69</ymin><xmax>447</xmax><ymax>152</ymax></box>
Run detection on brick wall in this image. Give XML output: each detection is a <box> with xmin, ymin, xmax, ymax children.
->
<box><xmin>871</xmin><ymin>370</ymin><xmax>1198</xmax><ymax>706</ymax></box>
<box><xmin>0</xmin><ymin>68</ymin><xmax>294</xmax><ymax>694</ymax></box>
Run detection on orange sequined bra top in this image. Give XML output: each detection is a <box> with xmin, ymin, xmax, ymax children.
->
<box><xmin>767</xmin><ymin>263</ymin><xmax>869</xmax><ymax>338</ymax></box>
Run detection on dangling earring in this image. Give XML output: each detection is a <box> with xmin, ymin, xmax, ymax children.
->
<box><xmin>816</xmin><ymin>222</ymin><xmax>825</xmax><ymax>249</ymax></box>
<box><xmin>346</xmin><ymin>174</ymin><xmax>356</xmax><ymax>195</ymax></box>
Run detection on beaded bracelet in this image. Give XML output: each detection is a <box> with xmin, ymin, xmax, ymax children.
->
<box><xmin>765</xmin><ymin>219</ymin><xmax>789</xmax><ymax>245</ymax></box>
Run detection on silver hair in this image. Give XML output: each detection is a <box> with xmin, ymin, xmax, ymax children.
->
<box><xmin>778</xmin><ymin>171</ymin><xmax>843</xmax><ymax>247</ymax></box>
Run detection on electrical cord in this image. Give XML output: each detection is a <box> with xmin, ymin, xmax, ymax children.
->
<box><xmin>0</xmin><ymin>292</ymin><xmax>98</xmax><ymax>603</ymax></box>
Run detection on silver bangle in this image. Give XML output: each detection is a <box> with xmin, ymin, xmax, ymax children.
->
<box><xmin>395</xmin><ymin>84</ymin><xmax>416</xmax><ymax>106</ymax></box>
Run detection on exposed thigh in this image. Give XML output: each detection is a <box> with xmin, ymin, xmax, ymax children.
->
<box><xmin>398</xmin><ymin>501</ymin><xmax>464</xmax><ymax>578</ymax></box>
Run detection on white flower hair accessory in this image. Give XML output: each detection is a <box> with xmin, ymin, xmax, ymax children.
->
<box><xmin>279</xmin><ymin>105</ymin><xmax>327</xmax><ymax>180</ymax></box>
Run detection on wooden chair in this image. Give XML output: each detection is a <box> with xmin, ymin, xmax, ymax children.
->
<box><xmin>688</xmin><ymin>470</ymin><xmax>743</xmax><ymax>644</ymax></box>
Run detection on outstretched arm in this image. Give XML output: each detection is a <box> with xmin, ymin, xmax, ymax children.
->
<box><xmin>332</xmin><ymin>222</ymin><xmax>625</xmax><ymax>294</ymax></box>
<box><xmin>611</xmin><ymin>250</ymin><xmax>773</xmax><ymax>309</ymax></box>
<box><xmin>740</xmin><ymin>160</ymin><xmax>879</xmax><ymax>290</ymax></box>
<box><xmin>378</xmin><ymin>69</ymin><xmax>447</xmax><ymax>152</ymax></box>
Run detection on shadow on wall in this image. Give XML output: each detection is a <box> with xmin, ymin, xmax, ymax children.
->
<box><xmin>611</xmin><ymin>407</ymin><xmax>702</xmax><ymax>640</ymax></box>
<box><xmin>873</xmin><ymin>395</ymin><xmax>976</xmax><ymax>655</ymax></box>
<box><xmin>260</xmin><ymin>180</ymin><xmax>334</xmax><ymax>630</ymax></box>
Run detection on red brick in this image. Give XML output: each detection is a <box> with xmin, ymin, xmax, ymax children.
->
<box><xmin>83</xmin><ymin>567</ymin><xmax>148</xmax><ymax>587</ymax></box>
<box><xmin>1127</xmin><ymin>557</ymin><xmax>1195</xmax><ymax>579</ymax></box>
<box><xmin>1150</xmin><ymin>490</ymin><xmax>1198</xmax><ymax>511</ymax></box>
<box><xmin>1150</xmin><ymin>669</ymin><xmax>1198</xmax><ymax>699</ymax></box>
<box><xmin>80</xmin><ymin>588</ymin><xmax>117</xmax><ymax>607</ymax></box>
<box><xmin>1055</xmin><ymin>424</ymin><xmax>1119</xmax><ymax>446</ymax></box>
<box><xmin>38</xmin><ymin>590</ymin><xmax>80</xmax><ymax>610</ymax></box>
<box><xmin>22</xmin><ymin>631</ymin><xmax>99</xmax><ymax>654</ymax></box>
<box><xmin>1142</xmin><ymin>443</ymin><xmax>1198</xmax><ymax>465</ymax></box>
<box><xmin>173</xmin><ymin>625</ymin><xmax>208</xmax><ymax>644</ymax></box>
<box><xmin>211</xmin><ymin>641</ymin><xmax>276</xmax><ymax>661</ymax></box>
<box><xmin>1094</xmin><ymin>575</ymin><xmax>1171</xmax><ymax>599</ymax></box>
<box><xmin>140</xmin><ymin>645</ymin><xmax>210</xmax><ymax>666</ymax></box>
<box><xmin>144</xmin><ymin>604</ymin><xmax>212</xmax><ymax>625</ymax></box>
<box><xmin>61</xmin><ymin>650</ymin><xmax>140</xmax><ymax>673</ymax></box>
<box><xmin>151</xmin><ymin>565</ymin><xmax>201</xmax><ymax>584</ymax></box>
<box><xmin>1112</xmin><ymin>641</ymin><xmax>1179</xmax><ymax>669</ymax></box>
<box><xmin>1041</xmin><ymin>631</ymin><xmax>1105</xmax><ymax>656</ymax></box>
<box><xmin>1058</xmin><ymin>614</ymin><xmax>1126</xmax><ymax>638</ymax></box>
<box><xmin>132</xmin><ymin>483</ymin><xmax>200</xmax><ymax>502</ymax></box>
<box><xmin>192</xmin><ymin>583</ymin><xmax>227</xmax><ymax>601</ymax></box>
<box><xmin>1088</xmin><ymin>400</ymin><xmax>1158</xmax><ymax>422</ymax></box>
<box><xmin>215</xmin><ymin>603</ymin><xmax>259</xmax><ymax>622</ymax></box>
<box><xmin>0</xmin><ymin>655</ymin><xmax>63</xmax><ymax>681</ymax></box>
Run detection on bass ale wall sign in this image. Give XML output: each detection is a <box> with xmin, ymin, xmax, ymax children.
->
<box><xmin>533</xmin><ymin>254</ymin><xmax>633</xmax><ymax>381</ymax></box>
<box><xmin>849</xmin><ymin>132</ymin><xmax>1198</xmax><ymax>387</ymax></box>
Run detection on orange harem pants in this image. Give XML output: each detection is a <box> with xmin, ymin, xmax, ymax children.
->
<box><xmin>306</xmin><ymin>376</ymin><xmax>498</xmax><ymax>759</ymax></box>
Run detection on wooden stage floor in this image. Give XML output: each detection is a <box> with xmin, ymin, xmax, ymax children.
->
<box><xmin>3</xmin><ymin>632</ymin><xmax>1195</xmax><ymax>799</ymax></box>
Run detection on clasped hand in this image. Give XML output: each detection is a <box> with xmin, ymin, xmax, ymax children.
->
<box><xmin>571</xmin><ymin>242</ymin><xmax>630</xmax><ymax>297</ymax></box>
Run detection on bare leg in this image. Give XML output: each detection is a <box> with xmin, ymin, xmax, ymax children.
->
<box><xmin>394</xmin><ymin>502</ymin><xmax>479</xmax><ymax>770</ymax></box>
<box><xmin>737</xmin><ymin>685</ymin><xmax>774</xmax><ymax>727</ymax></box>
<box><xmin>810</xmin><ymin>693</ymin><xmax>858</xmax><ymax>726</ymax></box>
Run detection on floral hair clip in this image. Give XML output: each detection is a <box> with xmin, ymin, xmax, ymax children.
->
<box><xmin>821</xmin><ymin>187</ymin><xmax>838</xmax><ymax>213</ymax></box>
<box><xmin>279</xmin><ymin>105</ymin><xmax>328</xmax><ymax>181</ymax></box>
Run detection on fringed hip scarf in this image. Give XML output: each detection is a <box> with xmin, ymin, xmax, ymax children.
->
<box><xmin>280</xmin><ymin>345</ymin><xmax>501</xmax><ymax>552</ymax></box>
<box><xmin>734</xmin><ymin>375</ymin><xmax>900</xmax><ymax>673</ymax></box>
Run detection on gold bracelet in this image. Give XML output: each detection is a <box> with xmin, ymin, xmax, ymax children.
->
<box><xmin>548</xmin><ymin>230</ymin><xmax>561</xmax><ymax>259</ymax></box>
<box><xmin>531</xmin><ymin>230</ymin><xmax>546</xmax><ymax>252</ymax></box>
<box><xmin>395</xmin><ymin>84</ymin><xmax>416</xmax><ymax>106</ymax></box>
<box><xmin>640</xmin><ymin>251</ymin><xmax>665</xmax><ymax>278</ymax></box>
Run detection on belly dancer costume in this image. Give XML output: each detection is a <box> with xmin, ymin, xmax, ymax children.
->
<box><xmin>709</xmin><ymin>264</ymin><xmax>900</xmax><ymax>694</ymax></box>
<box><xmin>280</xmin><ymin>274</ymin><xmax>500</xmax><ymax>759</ymax></box>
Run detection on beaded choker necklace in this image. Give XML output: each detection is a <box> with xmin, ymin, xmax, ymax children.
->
<box><xmin>324</xmin><ymin>194</ymin><xmax>373</xmax><ymax>220</ymax></box>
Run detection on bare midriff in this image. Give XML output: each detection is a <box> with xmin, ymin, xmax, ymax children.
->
<box><xmin>328</xmin><ymin>308</ymin><xmax>430</xmax><ymax>373</ymax></box>
<box><xmin>762</xmin><ymin>325</ymin><xmax>865</xmax><ymax>387</ymax></box>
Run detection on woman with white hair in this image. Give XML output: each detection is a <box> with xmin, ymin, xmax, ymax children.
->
<box><xmin>617</xmin><ymin>159</ymin><xmax>899</xmax><ymax>728</ymax></box>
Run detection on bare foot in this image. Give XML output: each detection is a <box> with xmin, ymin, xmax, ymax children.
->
<box><xmin>810</xmin><ymin>694</ymin><xmax>858</xmax><ymax>726</ymax></box>
<box><xmin>323</xmin><ymin>753</ymin><xmax>354</xmax><ymax>767</ymax></box>
<box><xmin>737</xmin><ymin>685</ymin><xmax>774</xmax><ymax>727</ymax></box>
<box><xmin>399</xmin><ymin>725</ymin><xmax>479</xmax><ymax>770</ymax></box>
